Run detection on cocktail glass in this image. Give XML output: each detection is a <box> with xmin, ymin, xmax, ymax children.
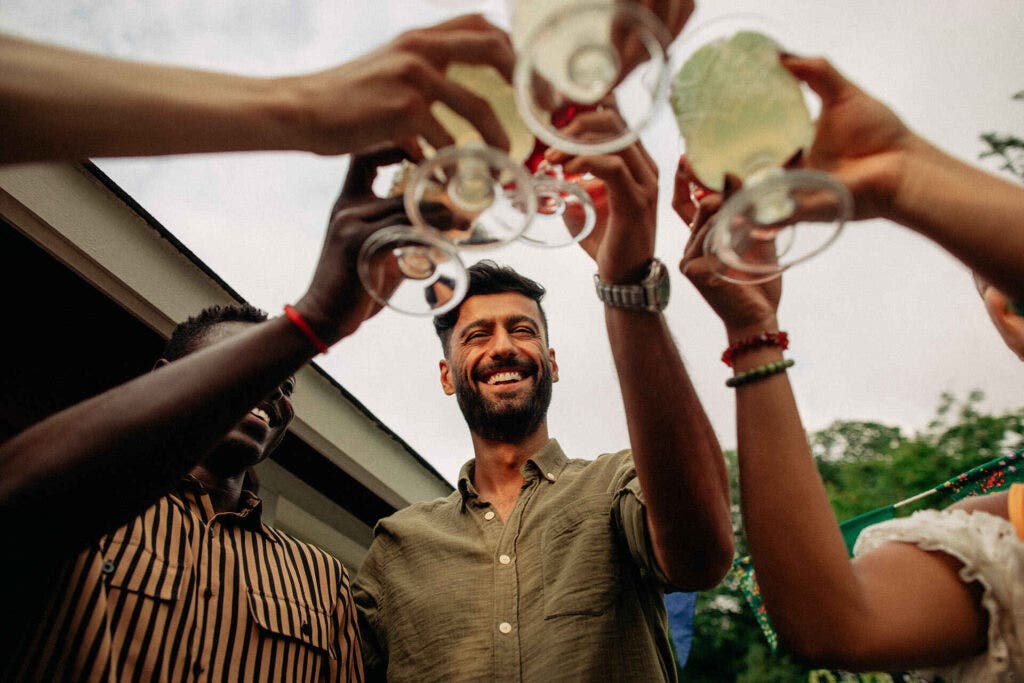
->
<box><xmin>670</xmin><ymin>13</ymin><xmax>852</xmax><ymax>284</ymax></box>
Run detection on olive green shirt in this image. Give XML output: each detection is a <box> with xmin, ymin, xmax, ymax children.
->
<box><xmin>352</xmin><ymin>439</ymin><xmax>677</xmax><ymax>682</ymax></box>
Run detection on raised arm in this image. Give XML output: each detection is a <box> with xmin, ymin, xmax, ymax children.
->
<box><xmin>676</xmin><ymin>161</ymin><xmax>988</xmax><ymax>671</ymax></box>
<box><xmin>0</xmin><ymin>152</ymin><xmax>404</xmax><ymax>556</ymax></box>
<box><xmin>783</xmin><ymin>55</ymin><xmax>1024</xmax><ymax>302</ymax></box>
<box><xmin>0</xmin><ymin>14</ymin><xmax>514</xmax><ymax>164</ymax></box>
<box><xmin>547</xmin><ymin>119</ymin><xmax>733</xmax><ymax>590</ymax></box>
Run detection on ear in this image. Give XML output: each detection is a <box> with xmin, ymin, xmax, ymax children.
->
<box><xmin>153</xmin><ymin>358</ymin><xmax>170</xmax><ymax>371</ymax></box>
<box><xmin>548</xmin><ymin>347</ymin><xmax>559</xmax><ymax>383</ymax></box>
<box><xmin>984</xmin><ymin>287</ymin><xmax>1024</xmax><ymax>361</ymax></box>
<box><xmin>439</xmin><ymin>358</ymin><xmax>456</xmax><ymax>395</ymax></box>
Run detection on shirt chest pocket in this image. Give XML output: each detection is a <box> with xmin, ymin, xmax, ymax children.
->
<box><xmin>247</xmin><ymin>591</ymin><xmax>336</xmax><ymax>659</ymax></box>
<box><xmin>541</xmin><ymin>492</ymin><xmax>620</xmax><ymax>618</ymax></box>
<box><xmin>102</xmin><ymin>539</ymin><xmax>188</xmax><ymax>602</ymax></box>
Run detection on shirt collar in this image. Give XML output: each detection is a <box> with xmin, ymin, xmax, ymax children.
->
<box><xmin>523</xmin><ymin>439</ymin><xmax>569</xmax><ymax>483</ymax></box>
<box><xmin>174</xmin><ymin>475</ymin><xmax>278</xmax><ymax>542</ymax></box>
<box><xmin>457</xmin><ymin>460</ymin><xmax>480</xmax><ymax>508</ymax></box>
<box><xmin>456</xmin><ymin>439</ymin><xmax>568</xmax><ymax>508</ymax></box>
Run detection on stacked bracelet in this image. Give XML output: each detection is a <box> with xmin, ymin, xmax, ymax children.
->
<box><xmin>726</xmin><ymin>359</ymin><xmax>795</xmax><ymax>388</ymax></box>
<box><xmin>284</xmin><ymin>304</ymin><xmax>330</xmax><ymax>355</ymax></box>
<box><xmin>721</xmin><ymin>331</ymin><xmax>788</xmax><ymax>367</ymax></box>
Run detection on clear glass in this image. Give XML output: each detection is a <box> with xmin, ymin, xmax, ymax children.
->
<box><xmin>510</xmin><ymin>0</ymin><xmax>672</xmax><ymax>155</ymax></box>
<box><xmin>357</xmin><ymin>141</ymin><xmax>536</xmax><ymax>317</ymax></box>
<box><xmin>670</xmin><ymin>13</ymin><xmax>852</xmax><ymax>284</ymax></box>
<box><xmin>357</xmin><ymin>225</ymin><xmax>469</xmax><ymax>317</ymax></box>
<box><xmin>437</xmin><ymin>63</ymin><xmax>598</xmax><ymax>248</ymax></box>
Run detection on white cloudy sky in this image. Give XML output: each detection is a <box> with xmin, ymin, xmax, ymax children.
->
<box><xmin>3</xmin><ymin>1</ymin><xmax>1023</xmax><ymax>485</ymax></box>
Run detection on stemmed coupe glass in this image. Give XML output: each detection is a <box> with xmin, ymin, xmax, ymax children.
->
<box><xmin>358</xmin><ymin>1</ymin><xmax>678</xmax><ymax>317</ymax></box>
<box><xmin>669</xmin><ymin>13</ymin><xmax>853</xmax><ymax>284</ymax></box>
<box><xmin>510</xmin><ymin>0</ymin><xmax>674</xmax><ymax>155</ymax></box>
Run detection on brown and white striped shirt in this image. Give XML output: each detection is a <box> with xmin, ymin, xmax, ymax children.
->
<box><xmin>8</xmin><ymin>478</ymin><xmax>363</xmax><ymax>682</ymax></box>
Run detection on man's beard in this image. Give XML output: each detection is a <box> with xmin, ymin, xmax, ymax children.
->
<box><xmin>454</xmin><ymin>357</ymin><xmax>553</xmax><ymax>443</ymax></box>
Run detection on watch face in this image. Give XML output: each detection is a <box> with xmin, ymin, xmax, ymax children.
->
<box><xmin>648</xmin><ymin>259</ymin><xmax>670</xmax><ymax>310</ymax></box>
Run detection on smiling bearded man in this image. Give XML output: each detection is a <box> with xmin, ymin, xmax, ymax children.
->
<box><xmin>447</xmin><ymin>292</ymin><xmax>555</xmax><ymax>445</ymax></box>
<box><xmin>352</xmin><ymin>255</ymin><xmax>734</xmax><ymax>682</ymax></box>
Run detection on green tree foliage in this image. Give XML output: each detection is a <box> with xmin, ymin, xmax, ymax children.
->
<box><xmin>979</xmin><ymin>91</ymin><xmax>1024</xmax><ymax>181</ymax></box>
<box><xmin>679</xmin><ymin>392</ymin><xmax>1024</xmax><ymax>681</ymax></box>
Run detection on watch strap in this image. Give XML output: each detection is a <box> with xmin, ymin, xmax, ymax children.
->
<box><xmin>593</xmin><ymin>258</ymin><xmax>669</xmax><ymax>312</ymax></box>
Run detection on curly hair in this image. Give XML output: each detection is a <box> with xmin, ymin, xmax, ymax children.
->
<box><xmin>161</xmin><ymin>303</ymin><xmax>268</xmax><ymax>362</ymax></box>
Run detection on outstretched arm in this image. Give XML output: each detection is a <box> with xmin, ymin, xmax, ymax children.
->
<box><xmin>548</xmin><ymin>118</ymin><xmax>733</xmax><ymax>591</ymax></box>
<box><xmin>0</xmin><ymin>153</ymin><xmax>404</xmax><ymax>557</ymax></box>
<box><xmin>676</xmin><ymin>162</ymin><xmax>988</xmax><ymax>671</ymax></box>
<box><xmin>0</xmin><ymin>14</ymin><xmax>515</xmax><ymax>164</ymax></box>
<box><xmin>784</xmin><ymin>55</ymin><xmax>1024</xmax><ymax>302</ymax></box>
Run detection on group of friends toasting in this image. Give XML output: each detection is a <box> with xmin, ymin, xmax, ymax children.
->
<box><xmin>2</xmin><ymin>1</ymin><xmax>1024</xmax><ymax>680</ymax></box>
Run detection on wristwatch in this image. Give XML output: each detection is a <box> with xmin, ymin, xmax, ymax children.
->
<box><xmin>593</xmin><ymin>258</ymin><xmax>670</xmax><ymax>313</ymax></box>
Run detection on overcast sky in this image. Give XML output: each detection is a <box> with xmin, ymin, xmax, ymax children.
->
<box><xmin>4</xmin><ymin>0</ymin><xmax>1023</xmax><ymax>485</ymax></box>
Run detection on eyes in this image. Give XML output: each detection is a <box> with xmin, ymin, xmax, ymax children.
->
<box><xmin>280</xmin><ymin>376</ymin><xmax>296</xmax><ymax>398</ymax></box>
<box><xmin>463</xmin><ymin>325</ymin><xmax>539</xmax><ymax>344</ymax></box>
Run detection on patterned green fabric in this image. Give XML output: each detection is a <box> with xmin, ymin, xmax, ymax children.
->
<box><xmin>734</xmin><ymin>449</ymin><xmax>1024</xmax><ymax>651</ymax></box>
<box><xmin>840</xmin><ymin>506</ymin><xmax>897</xmax><ymax>556</ymax></box>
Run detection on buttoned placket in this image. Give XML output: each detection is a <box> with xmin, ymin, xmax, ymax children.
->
<box><xmin>483</xmin><ymin>472</ymin><xmax>548</xmax><ymax>682</ymax></box>
<box><xmin>187</xmin><ymin>496</ymin><xmax>245</xmax><ymax>682</ymax></box>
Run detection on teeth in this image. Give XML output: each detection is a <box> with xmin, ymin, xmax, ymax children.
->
<box><xmin>486</xmin><ymin>371</ymin><xmax>523</xmax><ymax>385</ymax></box>
<box><xmin>251</xmin><ymin>408</ymin><xmax>270</xmax><ymax>424</ymax></box>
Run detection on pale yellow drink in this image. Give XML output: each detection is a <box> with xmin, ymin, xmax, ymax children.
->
<box><xmin>431</xmin><ymin>64</ymin><xmax>536</xmax><ymax>165</ymax></box>
<box><xmin>670</xmin><ymin>31</ymin><xmax>813</xmax><ymax>192</ymax></box>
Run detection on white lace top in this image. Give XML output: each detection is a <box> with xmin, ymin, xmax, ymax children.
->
<box><xmin>854</xmin><ymin>509</ymin><xmax>1024</xmax><ymax>681</ymax></box>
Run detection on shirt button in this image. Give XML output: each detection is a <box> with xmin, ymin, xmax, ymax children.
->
<box><xmin>203</xmin><ymin>588</ymin><xmax>214</xmax><ymax>599</ymax></box>
<box><xmin>545</xmin><ymin>472</ymin><xmax>556</xmax><ymax>482</ymax></box>
<box><xmin>301</xmin><ymin>622</ymin><xmax>312</xmax><ymax>636</ymax></box>
<box><xmin>192</xmin><ymin>661</ymin><xmax>204</xmax><ymax>675</ymax></box>
<box><xmin>498</xmin><ymin>622</ymin><xmax>512</xmax><ymax>634</ymax></box>
<box><xmin>484</xmin><ymin>511</ymin><xmax>496</xmax><ymax>521</ymax></box>
<box><xmin>101</xmin><ymin>560</ymin><xmax>115</xmax><ymax>575</ymax></box>
<box><xmin>499</xmin><ymin>554</ymin><xmax>511</xmax><ymax>565</ymax></box>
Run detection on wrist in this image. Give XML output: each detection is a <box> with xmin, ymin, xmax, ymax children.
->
<box><xmin>269</xmin><ymin>74</ymin><xmax>332</xmax><ymax>155</ymax></box>
<box><xmin>882</xmin><ymin>133</ymin><xmax>939</xmax><ymax>225</ymax></box>
<box><xmin>597</xmin><ymin>256</ymin><xmax>655</xmax><ymax>284</ymax></box>
<box><xmin>725</xmin><ymin>317</ymin><xmax>780</xmax><ymax>344</ymax></box>
<box><xmin>290</xmin><ymin>296</ymin><xmax>348</xmax><ymax>349</ymax></box>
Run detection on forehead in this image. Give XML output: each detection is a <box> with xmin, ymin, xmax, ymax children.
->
<box><xmin>453</xmin><ymin>292</ymin><xmax>544</xmax><ymax>333</ymax></box>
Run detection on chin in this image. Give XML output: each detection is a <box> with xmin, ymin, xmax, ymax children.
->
<box><xmin>205</xmin><ymin>437</ymin><xmax>266</xmax><ymax>478</ymax></box>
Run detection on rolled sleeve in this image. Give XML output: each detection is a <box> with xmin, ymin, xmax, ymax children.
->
<box><xmin>611</xmin><ymin>454</ymin><xmax>673</xmax><ymax>587</ymax></box>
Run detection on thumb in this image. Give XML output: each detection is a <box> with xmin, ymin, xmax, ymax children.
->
<box><xmin>780</xmin><ymin>55</ymin><xmax>850</xmax><ymax>106</ymax></box>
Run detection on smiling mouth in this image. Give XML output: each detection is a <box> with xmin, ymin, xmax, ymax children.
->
<box><xmin>250</xmin><ymin>407</ymin><xmax>272</xmax><ymax>426</ymax></box>
<box><xmin>486</xmin><ymin>371</ymin><xmax>524</xmax><ymax>385</ymax></box>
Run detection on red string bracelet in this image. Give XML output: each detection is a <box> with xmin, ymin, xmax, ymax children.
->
<box><xmin>284</xmin><ymin>305</ymin><xmax>330</xmax><ymax>355</ymax></box>
<box><xmin>721</xmin><ymin>331</ymin><xmax>788</xmax><ymax>367</ymax></box>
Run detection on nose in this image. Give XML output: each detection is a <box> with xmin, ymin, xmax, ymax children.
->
<box><xmin>487</xmin><ymin>325</ymin><xmax>518</xmax><ymax>359</ymax></box>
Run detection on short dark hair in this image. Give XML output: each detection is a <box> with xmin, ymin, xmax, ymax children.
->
<box><xmin>433</xmin><ymin>260</ymin><xmax>548</xmax><ymax>356</ymax></box>
<box><xmin>162</xmin><ymin>303</ymin><xmax>268</xmax><ymax>362</ymax></box>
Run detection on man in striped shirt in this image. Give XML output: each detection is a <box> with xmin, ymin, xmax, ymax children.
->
<box><xmin>4</xmin><ymin>305</ymin><xmax>364</xmax><ymax>681</ymax></box>
<box><xmin>0</xmin><ymin>165</ymin><xmax>417</xmax><ymax>680</ymax></box>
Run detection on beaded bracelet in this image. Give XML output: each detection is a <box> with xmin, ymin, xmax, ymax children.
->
<box><xmin>721</xmin><ymin>331</ymin><xmax>789</xmax><ymax>367</ymax></box>
<box><xmin>725</xmin><ymin>359</ymin><xmax>795</xmax><ymax>388</ymax></box>
<box><xmin>284</xmin><ymin>304</ymin><xmax>330</xmax><ymax>355</ymax></box>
